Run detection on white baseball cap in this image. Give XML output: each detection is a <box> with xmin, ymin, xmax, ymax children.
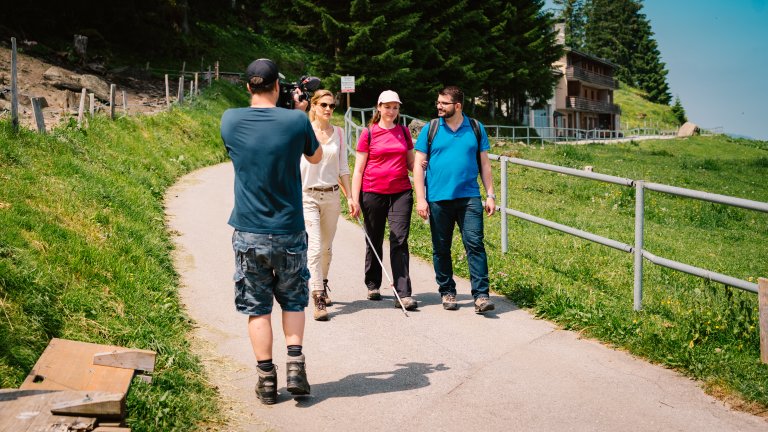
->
<box><xmin>377</xmin><ymin>90</ymin><xmax>402</xmax><ymax>105</ymax></box>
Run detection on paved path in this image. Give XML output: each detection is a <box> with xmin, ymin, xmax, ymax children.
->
<box><xmin>165</xmin><ymin>162</ymin><xmax>766</xmax><ymax>432</ymax></box>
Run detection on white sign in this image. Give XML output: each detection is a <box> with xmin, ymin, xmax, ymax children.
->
<box><xmin>341</xmin><ymin>76</ymin><xmax>355</xmax><ymax>93</ymax></box>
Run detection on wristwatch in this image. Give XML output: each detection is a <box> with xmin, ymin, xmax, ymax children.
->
<box><xmin>486</xmin><ymin>193</ymin><xmax>496</xmax><ymax>200</ymax></box>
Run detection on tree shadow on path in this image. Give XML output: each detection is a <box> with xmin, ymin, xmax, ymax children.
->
<box><xmin>289</xmin><ymin>362</ymin><xmax>450</xmax><ymax>407</ymax></box>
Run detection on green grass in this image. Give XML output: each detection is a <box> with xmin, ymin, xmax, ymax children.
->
<box><xmin>615</xmin><ymin>84</ymin><xmax>679</xmax><ymax>130</ymax></box>
<box><xmin>408</xmin><ymin>135</ymin><xmax>768</xmax><ymax>410</ymax></box>
<box><xmin>0</xmin><ymin>82</ymin><xmax>246</xmax><ymax>430</ymax></box>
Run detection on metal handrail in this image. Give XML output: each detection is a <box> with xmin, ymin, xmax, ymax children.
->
<box><xmin>493</xmin><ymin>155</ymin><xmax>765</xmax><ymax>309</ymax></box>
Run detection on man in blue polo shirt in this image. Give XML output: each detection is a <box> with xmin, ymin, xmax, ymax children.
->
<box><xmin>221</xmin><ymin>58</ymin><xmax>322</xmax><ymax>405</ymax></box>
<box><xmin>413</xmin><ymin>85</ymin><xmax>496</xmax><ymax>314</ymax></box>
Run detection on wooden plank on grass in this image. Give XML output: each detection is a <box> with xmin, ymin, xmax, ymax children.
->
<box><xmin>19</xmin><ymin>339</ymin><xmax>141</xmax><ymax>395</ymax></box>
<box><xmin>93</xmin><ymin>349</ymin><xmax>156</xmax><ymax>372</ymax></box>
<box><xmin>760</xmin><ymin>278</ymin><xmax>768</xmax><ymax>364</ymax></box>
<box><xmin>50</xmin><ymin>391</ymin><xmax>125</xmax><ymax>418</ymax></box>
<box><xmin>0</xmin><ymin>389</ymin><xmax>98</xmax><ymax>432</ymax></box>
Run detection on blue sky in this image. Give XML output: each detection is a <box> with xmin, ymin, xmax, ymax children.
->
<box><xmin>546</xmin><ymin>0</ymin><xmax>768</xmax><ymax>140</ymax></box>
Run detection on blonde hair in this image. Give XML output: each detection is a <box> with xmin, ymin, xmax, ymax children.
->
<box><xmin>309</xmin><ymin>90</ymin><xmax>335</xmax><ymax>122</ymax></box>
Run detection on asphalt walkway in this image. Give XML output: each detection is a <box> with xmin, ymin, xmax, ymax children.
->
<box><xmin>165</xmin><ymin>162</ymin><xmax>766</xmax><ymax>432</ymax></box>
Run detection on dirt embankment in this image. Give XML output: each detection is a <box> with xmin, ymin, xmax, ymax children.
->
<box><xmin>0</xmin><ymin>46</ymin><xmax>167</xmax><ymax>130</ymax></box>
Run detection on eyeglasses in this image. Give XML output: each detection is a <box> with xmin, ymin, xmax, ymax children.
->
<box><xmin>436</xmin><ymin>101</ymin><xmax>456</xmax><ymax>107</ymax></box>
<box><xmin>318</xmin><ymin>102</ymin><xmax>336</xmax><ymax>109</ymax></box>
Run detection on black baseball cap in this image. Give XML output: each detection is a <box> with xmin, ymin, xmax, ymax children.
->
<box><xmin>245</xmin><ymin>58</ymin><xmax>279</xmax><ymax>85</ymax></box>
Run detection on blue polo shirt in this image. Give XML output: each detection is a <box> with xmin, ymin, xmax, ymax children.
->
<box><xmin>414</xmin><ymin>116</ymin><xmax>490</xmax><ymax>202</ymax></box>
<box><xmin>221</xmin><ymin>107</ymin><xmax>319</xmax><ymax>234</ymax></box>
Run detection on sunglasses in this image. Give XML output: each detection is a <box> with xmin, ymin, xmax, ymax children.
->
<box><xmin>318</xmin><ymin>102</ymin><xmax>336</xmax><ymax>109</ymax></box>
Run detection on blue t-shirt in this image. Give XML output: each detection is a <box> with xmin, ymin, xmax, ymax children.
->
<box><xmin>414</xmin><ymin>116</ymin><xmax>490</xmax><ymax>202</ymax></box>
<box><xmin>221</xmin><ymin>107</ymin><xmax>319</xmax><ymax>234</ymax></box>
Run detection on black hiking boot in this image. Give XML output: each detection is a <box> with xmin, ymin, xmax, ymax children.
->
<box><xmin>255</xmin><ymin>366</ymin><xmax>277</xmax><ymax>405</ymax></box>
<box><xmin>286</xmin><ymin>355</ymin><xmax>310</xmax><ymax>395</ymax></box>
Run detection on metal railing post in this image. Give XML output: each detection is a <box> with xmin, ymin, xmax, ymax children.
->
<box><xmin>501</xmin><ymin>157</ymin><xmax>508</xmax><ymax>253</ymax></box>
<box><xmin>634</xmin><ymin>180</ymin><xmax>645</xmax><ymax>311</ymax></box>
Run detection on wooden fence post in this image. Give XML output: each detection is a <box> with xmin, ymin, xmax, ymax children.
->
<box><xmin>77</xmin><ymin>88</ymin><xmax>86</xmax><ymax>127</ymax></box>
<box><xmin>760</xmin><ymin>278</ymin><xmax>768</xmax><ymax>364</ymax></box>
<box><xmin>109</xmin><ymin>84</ymin><xmax>116</xmax><ymax>119</ymax></box>
<box><xmin>177</xmin><ymin>76</ymin><xmax>184</xmax><ymax>104</ymax></box>
<box><xmin>207</xmin><ymin>66</ymin><xmax>212</xmax><ymax>87</ymax></box>
<box><xmin>215</xmin><ymin>61</ymin><xmax>219</xmax><ymax>81</ymax></box>
<box><xmin>194</xmin><ymin>72</ymin><xmax>199</xmax><ymax>96</ymax></box>
<box><xmin>10</xmin><ymin>37</ymin><xmax>19</xmax><ymax>132</ymax></box>
<box><xmin>164</xmin><ymin>74</ymin><xmax>170</xmax><ymax>108</ymax></box>
<box><xmin>181</xmin><ymin>61</ymin><xmax>186</xmax><ymax>77</ymax></box>
<box><xmin>89</xmin><ymin>93</ymin><xmax>95</xmax><ymax>117</ymax></box>
<box><xmin>31</xmin><ymin>97</ymin><xmax>46</xmax><ymax>134</ymax></box>
<box><xmin>122</xmin><ymin>90</ymin><xmax>127</xmax><ymax>115</ymax></box>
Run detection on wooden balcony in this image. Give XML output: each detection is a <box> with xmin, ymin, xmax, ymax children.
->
<box><xmin>566</xmin><ymin>66</ymin><xmax>618</xmax><ymax>89</ymax></box>
<box><xmin>566</xmin><ymin>96</ymin><xmax>622</xmax><ymax>114</ymax></box>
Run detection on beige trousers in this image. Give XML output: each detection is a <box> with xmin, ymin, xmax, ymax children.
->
<box><xmin>302</xmin><ymin>189</ymin><xmax>341</xmax><ymax>291</ymax></box>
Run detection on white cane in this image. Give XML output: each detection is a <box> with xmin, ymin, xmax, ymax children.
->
<box><xmin>355</xmin><ymin>216</ymin><xmax>409</xmax><ymax>317</ymax></box>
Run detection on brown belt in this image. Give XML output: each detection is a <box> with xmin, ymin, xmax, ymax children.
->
<box><xmin>307</xmin><ymin>185</ymin><xmax>339</xmax><ymax>192</ymax></box>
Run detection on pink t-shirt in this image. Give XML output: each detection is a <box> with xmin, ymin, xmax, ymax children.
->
<box><xmin>357</xmin><ymin>124</ymin><xmax>413</xmax><ymax>194</ymax></box>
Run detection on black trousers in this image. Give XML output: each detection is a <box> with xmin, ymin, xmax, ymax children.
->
<box><xmin>360</xmin><ymin>189</ymin><xmax>413</xmax><ymax>297</ymax></box>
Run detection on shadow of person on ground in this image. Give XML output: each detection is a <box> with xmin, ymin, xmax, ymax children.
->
<box><xmin>286</xmin><ymin>362</ymin><xmax>450</xmax><ymax>407</ymax></box>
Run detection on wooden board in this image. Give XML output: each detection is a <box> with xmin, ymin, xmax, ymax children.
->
<box><xmin>93</xmin><ymin>349</ymin><xmax>156</xmax><ymax>372</ymax></box>
<box><xmin>0</xmin><ymin>389</ymin><xmax>97</xmax><ymax>432</ymax></box>
<box><xmin>19</xmin><ymin>339</ymin><xmax>137</xmax><ymax>394</ymax></box>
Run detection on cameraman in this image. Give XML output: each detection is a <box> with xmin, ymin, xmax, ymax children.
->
<box><xmin>221</xmin><ymin>58</ymin><xmax>322</xmax><ymax>405</ymax></box>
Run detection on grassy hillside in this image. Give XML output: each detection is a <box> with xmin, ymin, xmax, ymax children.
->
<box><xmin>615</xmin><ymin>84</ymin><xmax>679</xmax><ymax>131</ymax></box>
<box><xmin>0</xmin><ymin>82</ymin><xmax>247</xmax><ymax>431</ymax></box>
<box><xmin>407</xmin><ymin>135</ymin><xmax>768</xmax><ymax>411</ymax></box>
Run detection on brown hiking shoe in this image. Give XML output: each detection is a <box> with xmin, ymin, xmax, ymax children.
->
<box><xmin>394</xmin><ymin>296</ymin><xmax>418</xmax><ymax>311</ymax></box>
<box><xmin>367</xmin><ymin>288</ymin><xmax>381</xmax><ymax>300</ymax></box>
<box><xmin>322</xmin><ymin>279</ymin><xmax>332</xmax><ymax>306</ymax></box>
<box><xmin>474</xmin><ymin>296</ymin><xmax>495</xmax><ymax>314</ymax></box>
<box><xmin>311</xmin><ymin>290</ymin><xmax>329</xmax><ymax>321</ymax></box>
<box><xmin>286</xmin><ymin>354</ymin><xmax>310</xmax><ymax>395</ymax></box>
<box><xmin>255</xmin><ymin>366</ymin><xmax>277</xmax><ymax>405</ymax></box>
<box><xmin>441</xmin><ymin>294</ymin><xmax>458</xmax><ymax>310</ymax></box>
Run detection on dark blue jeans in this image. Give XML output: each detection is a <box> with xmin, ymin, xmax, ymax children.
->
<box><xmin>428</xmin><ymin>197</ymin><xmax>490</xmax><ymax>299</ymax></box>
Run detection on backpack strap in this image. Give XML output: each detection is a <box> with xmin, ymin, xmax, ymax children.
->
<box><xmin>468</xmin><ymin>117</ymin><xmax>482</xmax><ymax>170</ymax></box>
<box><xmin>426</xmin><ymin>118</ymin><xmax>440</xmax><ymax>161</ymax></box>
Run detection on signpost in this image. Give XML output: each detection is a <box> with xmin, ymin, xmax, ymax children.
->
<box><xmin>341</xmin><ymin>75</ymin><xmax>355</xmax><ymax>110</ymax></box>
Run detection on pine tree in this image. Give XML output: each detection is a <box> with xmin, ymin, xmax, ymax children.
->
<box><xmin>631</xmin><ymin>13</ymin><xmax>671</xmax><ymax>104</ymax></box>
<box><xmin>670</xmin><ymin>95</ymin><xmax>687</xmax><ymax>125</ymax></box>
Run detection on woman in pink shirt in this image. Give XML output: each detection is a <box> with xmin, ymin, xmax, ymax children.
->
<box><xmin>349</xmin><ymin>90</ymin><xmax>417</xmax><ymax>310</ymax></box>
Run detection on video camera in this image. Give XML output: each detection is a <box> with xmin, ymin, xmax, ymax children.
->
<box><xmin>277</xmin><ymin>75</ymin><xmax>322</xmax><ymax>109</ymax></box>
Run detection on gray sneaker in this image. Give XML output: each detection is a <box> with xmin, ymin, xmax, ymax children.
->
<box><xmin>255</xmin><ymin>366</ymin><xmax>277</xmax><ymax>405</ymax></box>
<box><xmin>286</xmin><ymin>355</ymin><xmax>310</xmax><ymax>395</ymax></box>
<box><xmin>394</xmin><ymin>296</ymin><xmax>418</xmax><ymax>311</ymax></box>
<box><xmin>441</xmin><ymin>294</ymin><xmax>458</xmax><ymax>310</ymax></box>
<box><xmin>474</xmin><ymin>296</ymin><xmax>495</xmax><ymax>314</ymax></box>
<box><xmin>367</xmin><ymin>288</ymin><xmax>381</xmax><ymax>300</ymax></box>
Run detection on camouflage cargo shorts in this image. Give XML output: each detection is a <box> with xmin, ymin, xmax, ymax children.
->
<box><xmin>232</xmin><ymin>230</ymin><xmax>310</xmax><ymax>315</ymax></box>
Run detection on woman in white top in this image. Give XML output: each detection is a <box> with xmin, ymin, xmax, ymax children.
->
<box><xmin>301</xmin><ymin>89</ymin><xmax>352</xmax><ymax>321</ymax></box>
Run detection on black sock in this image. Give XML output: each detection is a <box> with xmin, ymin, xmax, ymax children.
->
<box><xmin>287</xmin><ymin>345</ymin><xmax>302</xmax><ymax>357</ymax></box>
<box><xmin>257</xmin><ymin>359</ymin><xmax>274</xmax><ymax>372</ymax></box>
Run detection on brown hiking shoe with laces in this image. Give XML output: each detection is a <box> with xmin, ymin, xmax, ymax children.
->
<box><xmin>255</xmin><ymin>366</ymin><xmax>277</xmax><ymax>405</ymax></box>
<box><xmin>442</xmin><ymin>294</ymin><xmax>458</xmax><ymax>310</ymax></box>
<box><xmin>394</xmin><ymin>296</ymin><xmax>418</xmax><ymax>311</ymax></box>
<box><xmin>311</xmin><ymin>290</ymin><xmax>329</xmax><ymax>321</ymax></box>
<box><xmin>286</xmin><ymin>354</ymin><xmax>310</xmax><ymax>395</ymax></box>
<box><xmin>367</xmin><ymin>288</ymin><xmax>381</xmax><ymax>300</ymax></box>
<box><xmin>474</xmin><ymin>296</ymin><xmax>495</xmax><ymax>314</ymax></box>
<box><xmin>322</xmin><ymin>279</ymin><xmax>332</xmax><ymax>306</ymax></box>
